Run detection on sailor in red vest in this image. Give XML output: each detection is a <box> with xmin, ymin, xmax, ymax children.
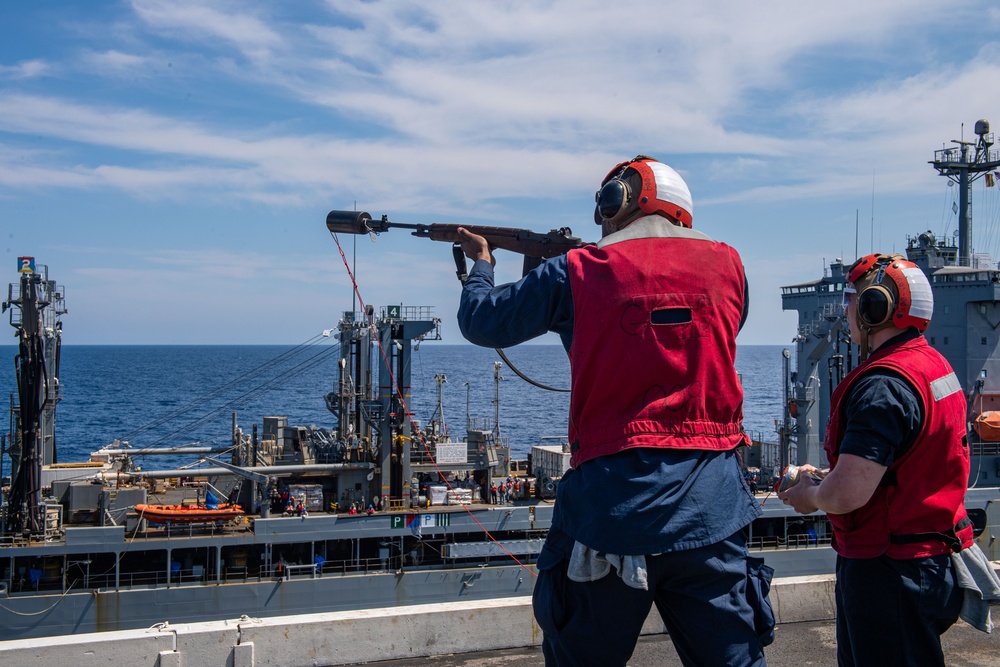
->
<box><xmin>780</xmin><ymin>253</ymin><xmax>975</xmax><ymax>667</ymax></box>
<box><xmin>458</xmin><ymin>157</ymin><xmax>769</xmax><ymax>667</ymax></box>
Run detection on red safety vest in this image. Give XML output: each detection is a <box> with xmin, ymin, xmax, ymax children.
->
<box><xmin>566</xmin><ymin>231</ymin><xmax>750</xmax><ymax>468</ymax></box>
<box><xmin>824</xmin><ymin>335</ymin><xmax>973</xmax><ymax>558</ymax></box>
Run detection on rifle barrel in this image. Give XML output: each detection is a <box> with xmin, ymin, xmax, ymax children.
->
<box><xmin>326</xmin><ymin>210</ymin><xmax>422</xmax><ymax>235</ymax></box>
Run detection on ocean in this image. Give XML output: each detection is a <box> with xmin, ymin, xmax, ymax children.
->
<box><xmin>0</xmin><ymin>343</ymin><xmax>787</xmax><ymax>469</ymax></box>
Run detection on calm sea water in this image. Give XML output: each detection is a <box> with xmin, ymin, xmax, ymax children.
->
<box><xmin>0</xmin><ymin>344</ymin><xmax>787</xmax><ymax>468</ymax></box>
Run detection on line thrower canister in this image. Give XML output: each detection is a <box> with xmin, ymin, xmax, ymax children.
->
<box><xmin>773</xmin><ymin>464</ymin><xmax>828</xmax><ymax>493</ymax></box>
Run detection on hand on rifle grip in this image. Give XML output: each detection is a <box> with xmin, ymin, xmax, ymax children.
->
<box><xmin>456</xmin><ymin>227</ymin><xmax>495</xmax><ymax>266</ymax></box>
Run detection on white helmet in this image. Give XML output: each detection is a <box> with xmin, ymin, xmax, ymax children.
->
<box><xmin>594</xmin><ymin>155</ymin><xmax>693</xmax><ymax>228</ymax></box>
<box><xmin>847</xmin><ymin>253</ymin><xmax>933</xmax><ymax>332</ymax></box>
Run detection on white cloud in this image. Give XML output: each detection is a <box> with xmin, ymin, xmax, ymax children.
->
<box><xmin>2</xmin><ymin>2</ymin><xmax>997</xmax><ymax>212</ymax></box>
<box><xmin>0</xmin><ymin>59</ymin><xmax>49</xmax><ymax>79</ymax></box>
<box><xmin>4</xmin><ymin>1</ymin><xmax>1000</xmax><ymax>345</ymax></box>
<box><xmin>130</xmin><ymin>0</ymin><xmax>282</xmax><ymax>62</ymax></box>
<box><xmin>84</xmin><ymin>50</ymin><xmax>149</xmax><ymax>72</ymax></box>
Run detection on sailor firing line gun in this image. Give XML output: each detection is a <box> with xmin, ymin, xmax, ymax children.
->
<box><xmin>325</xmin><ymin>210</ymin><xmax>585</xmax><ymax>283</ymax></box>
<box><xmin>325</xmin><ymin>210</ymin><xmax>575</xmax><ymax>394</ymax></box>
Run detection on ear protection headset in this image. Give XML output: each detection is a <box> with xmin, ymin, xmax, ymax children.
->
<box><xmin>847</xmin><ymin>253</ymin><xmax>933</xmax><ymax>332</ymax></box>
<box><xmin>857</xmin><ymin>263</ymin><xmax>895</xmax><ymax>328</ymax></box>
<box><xmin>594</xmin><ymin>156</ymin><xmax>694</xmax><ymax>228</ymax></box>
<box><xmin>595</xmin><ymin>160</ymin><xmax>636</xmax><ymax>226</ymax></box>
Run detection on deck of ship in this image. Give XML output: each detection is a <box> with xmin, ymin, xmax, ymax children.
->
<box><xmin>359</xmin><ymin>620</ymin><xmax>999</xmax><ymax>667</ymax></box>
<box><xmin>3</xmin><ymin>572</ymin><xmax>999</xmax><ymax>666</ymax></box>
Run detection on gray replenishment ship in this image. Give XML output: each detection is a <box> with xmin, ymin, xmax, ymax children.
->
<box><xmin>746</xmin><ymin>119</ymin><xmax>1000</xmax><ymax>571</ymax></box>
<box><xmin>1</xmin><ymin>271</ymin><xmax>553</xmax><ymax>640</ymax></box>
<box><xmin>2</xmin><ymin>121</ymin><xmax>999</xmax><ymax>641</ymax></box>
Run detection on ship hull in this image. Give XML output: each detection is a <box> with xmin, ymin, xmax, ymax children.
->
<box><xmin>4</xmin><ymin>489</ymin><xmax>998</xmax><ymax>641</ymax></box>
<box><xmin>0</xmin><ymin>563</ymin><xmax>533</xmax><ymax>639</ymax></box>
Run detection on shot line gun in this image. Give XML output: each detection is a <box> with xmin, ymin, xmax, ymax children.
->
<box><xmin>326</xmin><ymin>210</ymin><xmax>587</xmax><ymax>281</ymax></box>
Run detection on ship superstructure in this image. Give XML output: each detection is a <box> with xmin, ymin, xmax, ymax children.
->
<box><xmin>779</xmin><ymin>120</ymin><xmax>1000</xmax><ymax>487</ymax></box>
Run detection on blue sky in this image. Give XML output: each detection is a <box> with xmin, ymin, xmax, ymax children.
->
<box><xmin>3</xmin><ymin>1</ymin><xmax>1000</xmax><ymax>346</ymax></box>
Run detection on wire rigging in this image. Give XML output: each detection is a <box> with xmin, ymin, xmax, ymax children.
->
<box><xmin>980</xmin><ymin>178</ymin><xmax>1000</xmax><ymax>261</ymax></box>
<box><xmin>939</xmin><ymin>180</ymin><xmax>955</xmax><ymax>240</ymax></box>
<box><xmin>328</xmin><ymin>229</ymin><xmax>535</xmax><ymax>577</ymax></box>
<box><xmin>141</xmin><ymin>343</ymin><xmax>341</xmax><ymax>449</ymax></box>
<box><xmin>116</xmin><ymin>333</ymin><xmax>331</xmax><ymax>442</ymax></box>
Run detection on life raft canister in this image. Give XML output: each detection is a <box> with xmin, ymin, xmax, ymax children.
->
<box><xmin>973</xmin><ymin>411</ymin><xmax>1000</xmax><ymax>442</ymax></box>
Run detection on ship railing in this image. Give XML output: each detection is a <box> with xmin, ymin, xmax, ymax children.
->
<box><xmin>34</xmin><ymin>552</ymin><xmax>498</xmax><ymax>593</ymax></box>
<box><xmin>30</xmin><ymin>559</ymin><xmax>409</xmax><ymax>593</ymax></box>
<box><xmin>971</xmin><ymin>441</ymin><xmax>1000</xmax><ymax>457</ymax></box>
<box><xmin>320</xmin><ymin>556</ymin><xmax>400</xmax><ymax>576</ymax></box>
<box><xmin>378</xmin><ymin>304</ymin><xmax>437</xmax><ymax>322</ymax></box>
<box><xmin>467</xmin><ymin>416</ymin><xmax>506</xmax><ymax>438</ymax></box>
<box><xmin>69</xmin><ymin>568</ymin><xmax>223</xmax><ymax>590</ymax></box>
<box><xmin>933</xmin><ymin>145</ymin><xmax>1000</xmax><ymax>165</ymax></box>
<box><xmin>90</xmin><ymin>568</ymin><xmax>243</xmax><ymax>589</ymax></box>
<box><xmin>61</xmin><ymin>552</ymin><xmax>495</xmax><ymax>592</ymax></box>
<box><xmin>142</xmin><ymin>519</ymin><xmax>240</xmax><ymax>539</ymax></box>
<box><xmin>409</xmin><ymin>447</ymin><xmax>480</xmax><ymax>467</ymax></box>
<box><xmin>246</xmin><ymin>557</ymin><xmax>400</xmax><ymax>581</ymax></box>
<box><xmin>409</xmin><ymin>446</ymin><xmax>438</xmax><ymax>465</ymax></box>
<box><xmin>821</xmin><ymin>302</ymin><xmax>842</xmax><ymax>321</ymax></box>
<box><xmin>386</xmin><ymin>498</ymin><xmax>406</xmax><ymax>511</ymax></box>
<box><xmin>60</xmin><ymin>570</ymin><xmax>163</xmax><ymax>590</ymax></box>
<box><xmin>279</xmin><ymin>563</ymin><xmax>319</xmax><ymax>580</ymax></box>
<box><xmin>748</xmin><ymin>534</ymin><xmax>832</xmax><ymax>551</ymax></box>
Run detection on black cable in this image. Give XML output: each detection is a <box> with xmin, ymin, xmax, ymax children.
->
<box><xmin>494</xmin><ymin>348</ymin><xmax>569</xmax><ymax>393</ymax></box>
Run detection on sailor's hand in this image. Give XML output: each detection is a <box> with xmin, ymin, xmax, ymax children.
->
<box><xmin>778</xmin><ymin>478</ymin><xmax>820</xmax><ymax>514</ymax></box>
<box><xmin>457</xmin><ymin>227</ymin><xmax>495</xmax><ymax>266</ymax></box>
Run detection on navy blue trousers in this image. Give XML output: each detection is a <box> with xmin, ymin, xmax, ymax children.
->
<box><xmin>835</xmin><ymin>553</ymin><xmax>962</xmax><ymax>667</ymax></box>
<box><xmin>532</xmin><ymin>531</ymin><xmax>768</xmax><ymax>667</ymax></box>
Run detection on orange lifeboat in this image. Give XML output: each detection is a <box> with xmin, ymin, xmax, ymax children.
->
<box><xmin>973</xmin><ymin>411</ymin><xmax>1000</xmax><ymax>442</ymax></box>
<box><xmin>136</xmin><ymin>503</ymin><xmax>244</xmax><ymax>525</ymax></box>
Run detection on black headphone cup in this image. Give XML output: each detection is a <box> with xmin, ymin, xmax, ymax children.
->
<box><xmin>598</xmin><ymin>179</ymin><xmax>630</xmax><ymax>222</ymax></box>
<box><xmin>857</xmin><ymin>286</ymin><xmax>894</xmax><ymax>328</ymax></box>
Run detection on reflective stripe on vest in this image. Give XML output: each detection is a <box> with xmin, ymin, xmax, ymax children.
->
<box><xmin>824</xmin><ymin>336</ymin><xmax>972</xmax><ymax>558</ymax></box>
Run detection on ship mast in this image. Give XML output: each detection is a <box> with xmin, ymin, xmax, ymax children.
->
<box><xmin>930</xmin><ymin>119</ymin><xmax>1000</xmax><ymax>267</ymax></box>
<box><xmin>329</xmin><ymin>304</ymin><xmax>441</xmax><ymax>508</ymax></box>
<box><xmin>3</xmin><ymin>258</ymin><xmax>66</xmax><ymax>536</ymax></box>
